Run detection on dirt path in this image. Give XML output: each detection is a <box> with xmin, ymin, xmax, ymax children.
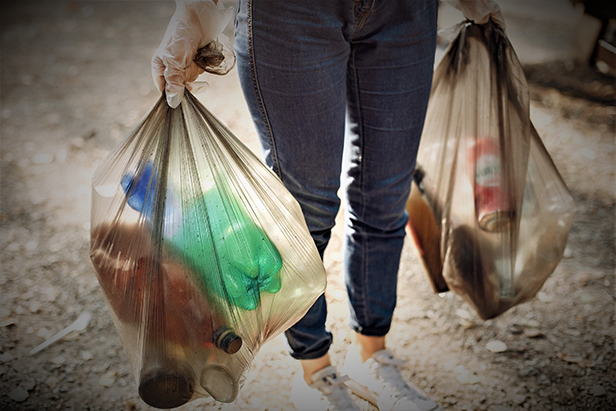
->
<box><xmin>1</xmin><ymin>1</ymin><xmax>614</xmax><ymax>410</ymax></box>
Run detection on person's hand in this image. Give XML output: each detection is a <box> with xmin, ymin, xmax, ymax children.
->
<box><xmin>447</xmin><ymin>0</ymin><xmax>506</xmax><ymax>31</ymax></box>
<box><xmin>152</xmin><ymin>0</ymin><xmax>233</xmax><ymax>108</ymax></box>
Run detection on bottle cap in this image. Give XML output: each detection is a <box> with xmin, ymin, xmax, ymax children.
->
<box><xmin>479</xmin><ymin>210</ymin><xmax>514</xmax><ymax>232</ymax></box>
<box><xmin>139</xmin><ymin>365</ymin><xmax>194</xmax><ymax>409</ymax></box>
<box><xmin>214</xmin><ymin>327</ymin><xmax>242</xmax><ymax>354</ymax></box>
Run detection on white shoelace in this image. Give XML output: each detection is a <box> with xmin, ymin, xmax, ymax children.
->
<box><xmin>317</xmin><ymin>373</ymin><xmax>350</xmax><ymax>395</ymax></box>
<box><xmin>302</xmin><ymin>366</ymin><xmax>360</xmax><ymax>411</ymax></box>
<box><xmin>368</xmin><ymin>350</ymin><xmax>440</xmax><ymax>411</ymax></box>
<box><xmin>371</xmin><ymin>351</ymin><xmax>411</xmax><ymax>392</ymax></box>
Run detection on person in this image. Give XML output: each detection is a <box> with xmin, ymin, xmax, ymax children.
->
<box><xmin>152</xmin><ymin>1</ymin><xmax>505</xmax><ymax>410</ymax></box>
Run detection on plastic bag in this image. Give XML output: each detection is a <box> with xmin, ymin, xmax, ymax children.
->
<box><xmin>90</xmin><ymin>91</ymin><xmax>326</xmax><ymax>408</ymax></box>
<box><xmin>406</xmin><ymin>22</ymin><xmax>576</xmax><ymax>320</ymax></box>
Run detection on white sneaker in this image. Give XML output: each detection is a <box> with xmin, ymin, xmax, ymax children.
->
<box><xmin>291</xmin><ymin>365</ymin><xmax>360</xmax><ymax>411</ymax></box>
<box><xmin>341</xmin><ymin>348</ymin><xmax>442</xmax><ymax>411</ymax></box>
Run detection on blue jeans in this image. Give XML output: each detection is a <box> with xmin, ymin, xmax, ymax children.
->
<box><xmin>234</xmin><ymin>0</ymin><xmax>437</xmax><ymax>360</ymax></box>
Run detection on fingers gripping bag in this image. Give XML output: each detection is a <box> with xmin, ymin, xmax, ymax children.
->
<box><xmin>90</xmin><ymin>77</ymin><xmax>326</xmax><ymax>407</ymax></box>
<box><xmin>406</xmin><ymin>22</ymin><xmax>576</xmax><ymax>320</ymax></box>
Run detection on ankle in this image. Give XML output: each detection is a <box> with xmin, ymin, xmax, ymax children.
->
<box><xmin>353</xmin><ymin>333</ymin><xmax>386</xmax><ymax>363</ymax></box>
<box><xmin>300</xmin><ymin>354</ymin><xmax>332</xmax><ymax>385</ymax></box>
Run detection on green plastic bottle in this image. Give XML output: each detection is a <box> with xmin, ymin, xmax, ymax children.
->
<box><xmin>169</xmin><ymin>186</ymin><xmax>283</xmax><ymax>311</ymax></box>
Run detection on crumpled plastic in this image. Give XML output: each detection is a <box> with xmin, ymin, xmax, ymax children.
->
<box><xmin>406</xmin><ymin>22</ymin><xmax>576</xmax><ymax>320</ymax></box>
<box><xmin>446</xmin><ymin>0</ymin><xmax>506</xmax><ymax>30</ymax></box>
<box><xmin>90</xmin><ymin>90</ymin><xmax>326</xmax><ymax>408</ymax></box>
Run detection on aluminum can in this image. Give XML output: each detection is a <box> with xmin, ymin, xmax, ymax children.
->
<box><xmin>468</xmin><ymin>138</ymin><xmax>513</xmax><ymax>232</ymax></box>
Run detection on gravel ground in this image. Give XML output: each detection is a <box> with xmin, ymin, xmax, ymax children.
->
<box><xmin>1</xmin><ymin>1</ymin><xmax>614</xmax><ymax>410</ymax></box>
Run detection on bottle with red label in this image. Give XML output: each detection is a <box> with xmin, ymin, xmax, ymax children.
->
<box><xmin>467</xmin><ymin>137</ymin><xmax>513</xmax><ymax>232</ymax></box>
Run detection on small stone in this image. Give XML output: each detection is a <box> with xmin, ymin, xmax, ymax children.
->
<box><xmin>81</xmin><ymin>351</ymin><xmax>93</xmax><ymax>361</ymax></box>
<box><xmin>557</xmin><ymin>353</ymin><xmax>584</xmax><ymax>364</ymax></box>
<box><xmin>456</xmin><ymin>370</ymin><xmax>480</xmax><ymax>385</ymax></box>
<box><xmin>592</xmin><ymin>385</ymin><xmax>606</xmax><ymax>396</ymax></box>
<box><xmin>51</xmin><ymin>356</ymin><xmax>65</xmax><ymax>365</ymax></box>
<box><xmin>19</xmin><ymin>378</ymin><xmax>37</xmax><ymax>391</ymax></box>
<box><xmin>17</xmin><ymin>159</ymin><xmax>30</xmax><ymax>168</ymax></box>
<box><xmin>8</xmin><ymin>387</ymin><xmax>29</xmax><ymax>402</ymax></box>
<box><xmin>0</xmin><ymin>318</ymin><xmax>16</xmax><ymax>327</ymax></box>
<box><xmin>522</xmin><ymin>319</ymin><xmax>540</xmax><ymax>328</ymax></box>
<box><xmin>37</xmin><ymin>327</ymin><xmax>53</xmax><ymax>339</ymax></box>
<box><xmin>70</xmin><ymin>137</ymin><xmax>85</xmax><ymax>148</ymax></box>
<box><xmin>580</xmin><ymin>293</ymin><xmax>595</xmax><ymax>304</ymax></box>
<box><xmin>486</xmin><ymin>340</ymin><xmax>508</xmax><ymax>353</ymax></box>
<box><xmin>536</xmin><ymin>291</ymin><xmax>553</xmax><ymax>302</ymax></box>
<box><xmin>44</xmin><ymin>375</ymin><xmax>59</xmax><ymax>388</ymax></box>
<box><xmin>0</xmin><ymin>365</ymin><xmax>7</xmax><ymax>376</ymax></box>
<box><xmin>459</xmin><ymin>319</ymin><xmax>475</xmax><ymax>329</ymax></box>
<box><xmin>524</xmin><ymin>328</ymin><xmax>542</xmax><ymax>338</ymax></box>
<box><xmin>29</xmin><ymin>301</ymin><xmax>42</xmax><ymax>313</ymax></box>
<box><xmin>574</xmin><ymin>272</ymin><xmax>591</xmax><ymax>286</ymax></box>
<box><xmin>14</xmin><ymin>305</ymin><xmax>25</xmax><ymax>315</ymax></box>
<box><xmin>32</xmin><ymin>153</ymin><xmax>53</xmax><ymax>165</ymax></box>
<box><xmin>513</xmin><ymin>394</ymin><xmax>526</xmax><ymax>405</ymax></box>
<box><xmin>48</xmin><ymin>241</ymin><xmax>63</xmax><ymax>253</ymax></box>
<box><xmin>563</xmin><ymin>246</ymin><xmax>572</xmax><ymax>258</ymax></box>
<box><xmin>99</xmin><ymin>370</ymin><xmax>117</xmax><ymax>387</ymax></box>
<box><xmin>6</xmin><ymin>242</ymin><xmax>20</xmax><ymax>252</ymax></box>
<box><xmin>456</xmin><ymin>309</ymin><xmax>472</xmax><ymax>320</ymax></box>
<box><xmin>42</xmin><ymin>287</ymin><xmax>59</xmax><ymax>302</ymax></box>
<box><xmin>25</xmin><ymin>240</ymin><xmax>38</xmax><ymax>251</ymax></box>
<box><xmin>46</xmin><ymin>113</ymin><xmax>61</xmax><ymax>125</ymax></box>
<box><xmin>508</xmin><ymin>324</ymin><xmax>524</xmax><ymax>335</ymax></box>
<box><xmin>581</xmin><ymin>148</ymin><xmax>597</xmax><ymax>160</ymax></box>
<box><xmin>56</xmin><ymin>149</ymin><xmax>68</xmax><ymax>162</ymax></box>
<box><xmin>0</xmin><ymin>352</ymin><xmax>13</xmax><ymax>362</ymax></box>
<box><xmin>519</xmin><ymin>367</ymin><xmax>536</xmax><ymax>377</ymax></box>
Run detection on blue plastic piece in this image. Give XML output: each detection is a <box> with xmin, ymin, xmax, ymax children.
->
<box><xmin>121</xmin><ymin>163</ymin><xmax>155</xmax><ymax>214</ymax></box>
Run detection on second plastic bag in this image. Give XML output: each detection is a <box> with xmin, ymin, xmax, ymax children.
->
<box><xmin>406</xmin><ymin>22</ymin><xmax>576</xmax><ymax>320</ymax></box>
<box><xmin>90</xmin><ymin>91</ymin><xmax>327</xmax><ymax>408</ymax></box>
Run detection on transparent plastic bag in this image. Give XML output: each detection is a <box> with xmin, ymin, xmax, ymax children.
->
<box><xmin>90</xmin><ymin>91</ymin><xmax>326</xmax><ymax>408</ymax></box>
<box><xmin>406</xmin><ymin>22</ymin><xmax>576</xmax><ymax>319</ymax></box>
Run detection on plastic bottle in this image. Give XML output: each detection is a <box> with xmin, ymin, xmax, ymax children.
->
<box><xmin>120</xmin><ymin>166</ymin><xmax>283</xmax><ymax>311</ymax></box>
<box><xmin>91</xmin><ymin>221</ymin><xmax>244</xmax><ymax>407</ymax></box>
<box><xmin>168</xmin><ymin>185</ymin><xmax>283</xmax><ymax>311</ymax></box>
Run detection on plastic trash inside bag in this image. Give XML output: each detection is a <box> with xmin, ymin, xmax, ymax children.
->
<box><xmin>90</xmin><ymin>91</ymin><xmax>326</xmax><ymax>408</ymax></box>
<box><xmin>406</xmin><ymin>22</ymin><xmax>576</xmax><ymax>320</ymax></box>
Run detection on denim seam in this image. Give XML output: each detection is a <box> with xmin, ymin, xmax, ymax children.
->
<box><xmin>348</xmin><ymin>45</ymin><xmax>370</xmax><ymax>330</ymax></box>
<box><xmin>246</xmin><ymin>0</ymin><xmax>281</xmax><ymax>179</ymax></box>
<box><xmin>350</xmin><ymin>0</ymin><xmax>376</xmax><ymax>41</ymax></box>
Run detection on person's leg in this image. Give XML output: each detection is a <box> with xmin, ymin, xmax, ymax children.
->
<box><xmin>234</xmin><ymin>0</ymin><xmax>349</xmax><ymax>369</ymax></box>
<box><xmin>342</xmin><ymin>0</ymin><xmax>438</xmax><ymax>354</ymax></box>
<box><xmin>339</xmin><ymin>2</ymin><xmax>443</xmax><ymax>410</ymax></box>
